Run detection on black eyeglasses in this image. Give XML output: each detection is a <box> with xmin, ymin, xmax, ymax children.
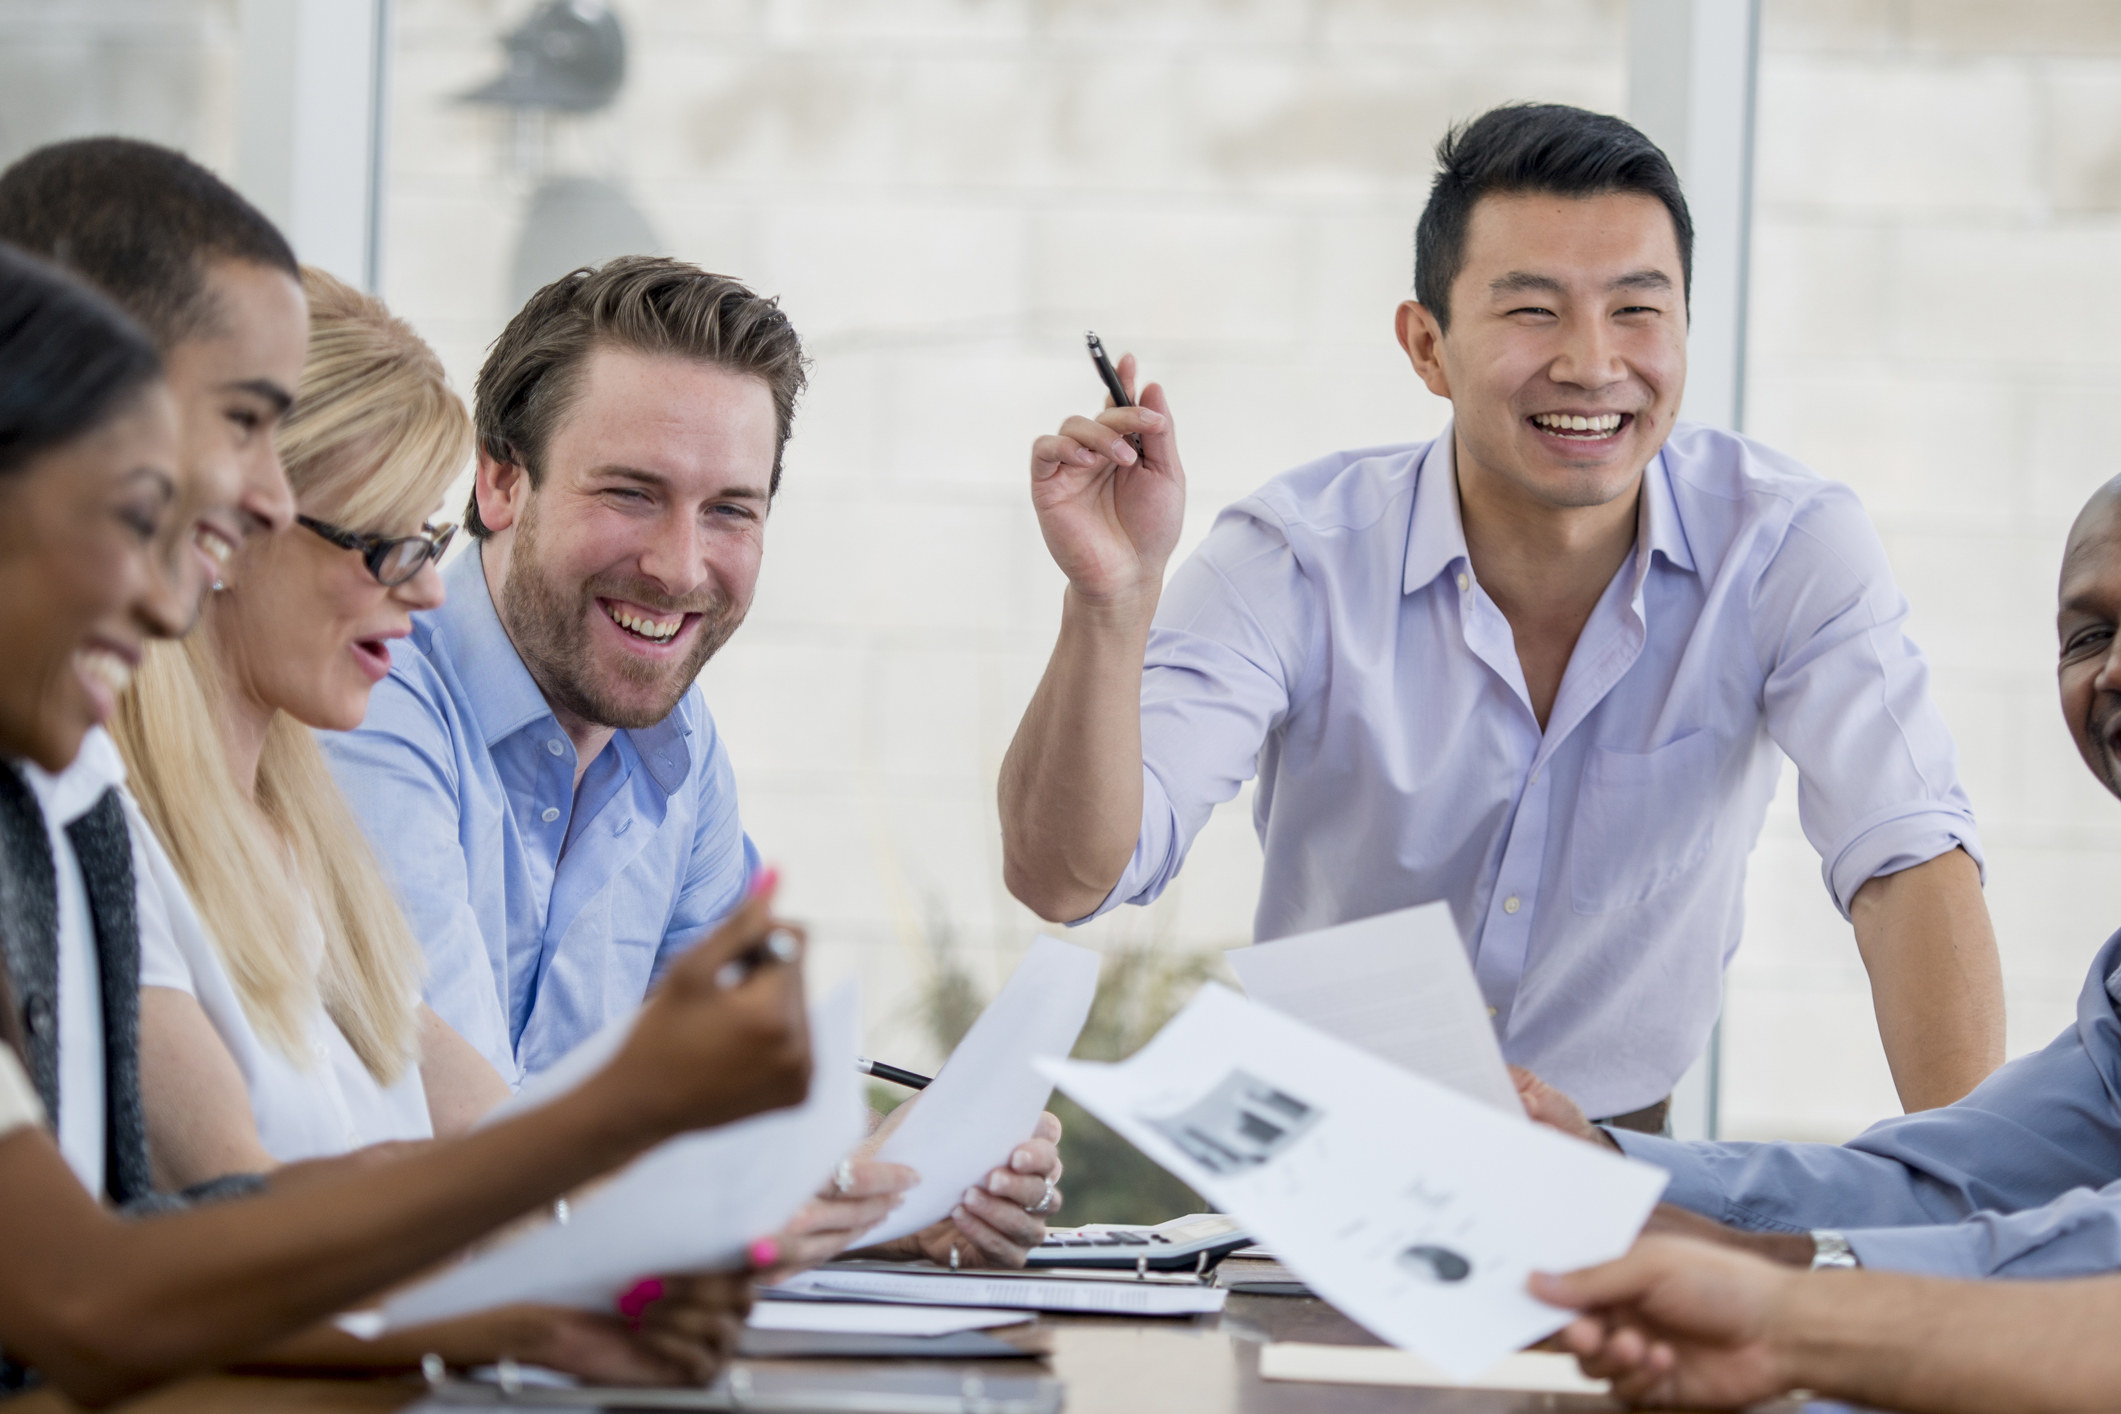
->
<box><xmin>298</xmin><ymin>515</ymin><xmax>457</xmax><ymax>587</ymax></box>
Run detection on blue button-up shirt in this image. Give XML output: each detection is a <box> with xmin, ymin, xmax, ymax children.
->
<box><xmin>322</xmin><ymin>551</ymin><xmax>757</xmax><ymax>1083</ymax></box>
<box><xmin>1097</xmin><ymin>423</ymin><xmax>1981</xmax><ymax>1117</ymax></box>
<box><xmin>1616</xmin><ymin>929</ymin><xmax>2121</xmax><ymax>1278</ymax></box>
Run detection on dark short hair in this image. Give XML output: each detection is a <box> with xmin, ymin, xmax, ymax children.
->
<box><xmin>467</xmin><ymin>256</ymin><xmax>809</xmax><ymax>539</ymax></box>
<box><xmin>0</xmin><ymin>242</ymin><xmax>164</xmax><ymax>479</ymax></box>
<box><xmin>0</xmin><ymin>137</ymin><xmax>298</xmax><ymax>348</ymax></box>
<box><xmin>1414</xmin><ymin>103</ymin><xmax>1693</xmax><ymax>330</ymax></box>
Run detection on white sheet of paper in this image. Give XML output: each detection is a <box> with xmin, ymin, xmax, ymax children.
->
<box><xmin>1226</xmin><ymin>902</ymin><xmax>1520</xmax><ymax>1115</ymax></box>
<box><xmin>1038</xmin><ymin>984</ymin><xmax>1665</xmax><ymax>1380</ymax></box>
<box><xmin>1260</xmin><ymin>1343</ymin><xmax>1608</xmax><ymax>1395</ymax></box>
<box><xmin>380</xmin><ymin>982</ymin><xmax>865</xmax><ymax>1329</ymax></box>
<box><xmin>744</xmin><ymin>1301</ymin><xmax>1027</xmax><ymax>1336</ymax></box>
<box><xmin>862</xmin><ymin>936</ymin><xmax>1100</xmax><ymax>1245</ymax></box>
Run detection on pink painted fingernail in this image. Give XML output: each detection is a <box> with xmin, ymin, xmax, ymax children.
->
<box><xmin>616</xmin><ymin>1277</ymin><xmax>665</xmax><ymax>1323</ymax></box>
<box><xmin>748</xmin><ymin>866</ymin><xmax>780</xmax><ymax>898</ymax></box>
<box><xmin>749</xmin><ymin>1237</ymin><xmax>781</xmax><ymax>1268</ymax></box>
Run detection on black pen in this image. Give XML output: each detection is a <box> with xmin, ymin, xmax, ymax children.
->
<box><xmin>856</xmin><ymin>1056</ymin><xmax>933</xmax><ymax>1091</ymax></box>
<box><xmin>1085</xmin><ymin>331</ymin><xmax>1145</xmax><ymax>455</ymax></box>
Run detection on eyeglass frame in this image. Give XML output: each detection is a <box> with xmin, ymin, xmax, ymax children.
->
<box><xmin>296</xmin><ymin>514</ymin><xmax>457</xmax><ymax>587</ymax></box>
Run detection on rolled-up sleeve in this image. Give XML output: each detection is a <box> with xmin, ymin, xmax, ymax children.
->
<box><xmin>1751</xmin><ymin>484</ymin><xmax>1983</xmax><ymax>917</ymax></box>
<box><xmin>1846</xmin><ymin>1183</ymin><xmax>2121</xmax><ymax>1278</ymax></box>
<box><xmin>1076</xmin><ymin>507</ymin><xmax>1316</xmax><ymax>924</ymax></box>
<box><xmin>1611</xmin><ymin>943</ymin><xmax>2121</xmax><ymax>1276</ymax></box>
<box><xmin>324</xmin><ymin>674</ymin><xmax>515</xmax><ymax>1082</ymax></box>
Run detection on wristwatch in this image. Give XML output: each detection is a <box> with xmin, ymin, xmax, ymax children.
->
<box><xmin>1809</xmin><ymin>1229</ymin><xmax>1859</xmax><ymax>1269</ymax></box>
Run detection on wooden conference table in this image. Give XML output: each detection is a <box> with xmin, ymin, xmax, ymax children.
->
<box><xmin>10</xmin><ymin>1292</ymin><xmax>1813</xmax><ymax>1414</ymax></box>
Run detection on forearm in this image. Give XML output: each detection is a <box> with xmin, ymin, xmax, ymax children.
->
<box><xmin>999</xmin><ymin>587</ymin><xmax>1157</xmax><ymax>920</ymax></box>
<box><xmin>1851</xmin><ymin>848</ymin><xmax>2004</xmax><ymax>1111</ymax></box>
<box><xmin>6</xmin><ymin>1077</ymin><xmax>656</xmax><ymax>1404</ymax></box>
<box><xmin>1775</xmin><ymin>1269</ymin><xmax>2121</xmax><ymax>1414</ymax></box>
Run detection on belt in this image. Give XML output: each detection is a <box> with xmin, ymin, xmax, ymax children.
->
<box><xmin>1593</xmin><ymin>1096</ymin><xmax>1671</xmax><ymax>1136</ymax></box>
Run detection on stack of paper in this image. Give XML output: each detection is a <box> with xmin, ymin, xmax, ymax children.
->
<box><xmin>769</xmin><ymin>1265</ymin><xmax>1227</xmax><ymax>1317</ymax></box>
<box><xmin>1260</xmin><ymin>1343</ymin><xmax>1609</xmax><ymax>1395</ymax></box>
<box><xmin>746</xmin><ymin>1301</ymin><xmax>1027</xmax><ymax>1336</ymax></box>
<box><xmin>1039</xmin><ymin>984</ymin><xmax>1665</xmax><ymax>1379</ymax></box>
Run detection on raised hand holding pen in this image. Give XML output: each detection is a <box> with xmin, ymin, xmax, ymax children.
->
<box><xmin>1027</xmin><ymin>340</ymin><xmax>1185</xmax><ymax>616</ymax></box>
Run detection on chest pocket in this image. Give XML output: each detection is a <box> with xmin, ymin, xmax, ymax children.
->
<box><xmin>1570</xmin><ymin>729</ymin><xmax>1719</xmax><ymax>915</ymax></box>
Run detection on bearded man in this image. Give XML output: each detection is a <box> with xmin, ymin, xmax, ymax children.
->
<box><xmin>326</xmin><ymin>257</ymin><xmax>1065</xmax><ymax>1270</ymax></box>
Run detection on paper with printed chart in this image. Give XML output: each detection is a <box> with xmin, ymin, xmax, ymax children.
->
<box><xmin>1037</xmin><ymin>984</ymin><xmax>1666</xmax><ymax>1381</ymax></box>
<box><xmin>379</xmin><ymin>982</ymin><xmax>865</xmax><ymax>1329</ymax></box>
<box><xmin>860</xmin><ymin>936</ymin><xmax>1100</xmax><ymax>1246</ymax></box>
<box><xmin>1226</xmin><ymin>902</ymin><xmax>1521</xmax><ymax>1116</ymax></box>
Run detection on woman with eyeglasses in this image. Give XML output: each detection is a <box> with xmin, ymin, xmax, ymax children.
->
<box><xmin>115</xmin><ymin>267</ymin><xmax>500</xmax><ymax>1180</ymax></box>
<box><xmin>0</xmin><ymin>246</ymin><xmax>811</xmax><ymax>1406</ymax></box>
<box><xmin>114</xmin><ymin>269</ymin><xmax>753</xmax><ymax>1378</ymax></box>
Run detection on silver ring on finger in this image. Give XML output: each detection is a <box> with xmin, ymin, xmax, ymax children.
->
<box><xmin>834</xmin><ymin>1158</ymin><xmax>856</xmax><ymax>1196</ymax></box>
<box><xmin>1028</xmin><ymin>1175</ymin><xmax>1058</xmax><ymax>1215</ymax></box>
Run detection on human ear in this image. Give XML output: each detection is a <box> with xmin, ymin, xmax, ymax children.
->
<box><xmin>1396</xmin><ymin>301</ymin><xmax>1453</xmax><ymax>401</ymax></box>
<box><xmin>473</xmin><ymin>447</ymin><xmax>528</xmax><ymax>535</ymax></box>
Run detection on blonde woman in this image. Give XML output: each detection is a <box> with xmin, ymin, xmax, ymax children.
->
<box><xmin>115</xmin><ymin>269</ymin><xmax>509</xmax><ymax>1177</ymax></box>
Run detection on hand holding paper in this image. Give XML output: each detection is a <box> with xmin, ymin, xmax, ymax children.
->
<box><xmin>1040</xmin><ymin>984</ymin><xmax>1666</xmax><ymax>1380</ymax></box>
<box><xmin>381</xmin><ymin>983</ymin><xmax>866</xmax><ymax>1329</ymax></box>
<box><xmin>860</xmin><ymin>937</ymin><xmax>1099</xmax><ymax>1248</ymax></box>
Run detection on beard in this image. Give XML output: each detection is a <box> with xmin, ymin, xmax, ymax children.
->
<box><xmin>497</xmin><ymin>496</ymin><xmax>744</xmax><ymax>731</ymax></box>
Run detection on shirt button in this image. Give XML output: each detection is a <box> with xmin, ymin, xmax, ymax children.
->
<box><xmin>546</xmin><ymin>739</ymin><xmax>565</xmax><ymax>757</ymax></box>
<box><xmin>1487</xmin><ymin>1006</ymin><xmax>1499</xmax><ymax>1018</ymax></box>
<box><xmin>1456</xmin><ymin>571</ymin><xmax>1470</xmax><ymax>592</ymax></box>
<box><xmin>1503</xmin><ymin>895</ymin><xmax>1521</xmax><ymax>914</ymax></box>
<box><xmin>1529</xmin><ymin>769</ymin><xmax>1540</xmax><ymax>785</ymax></box>
<box><xmin>541</xmin><ymin>806</ymin><xmax>561</xmax><ymax>823</ymax></box>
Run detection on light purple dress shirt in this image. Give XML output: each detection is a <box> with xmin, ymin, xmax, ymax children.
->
<box><xmin>1091</xmin><ymin>422</ymin><xmax>1981</xmax><ymax>1117</ymax></box>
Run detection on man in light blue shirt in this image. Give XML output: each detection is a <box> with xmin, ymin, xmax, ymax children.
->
<box><xmin>999</xmin><ymin>102</ymin><xmax>2004</xmax><ymax>1123</ymax></box>
<box><xmin>1522</xmin><ymin>475</ymin><xmax>2121</xmax><ymax>1282</ymax></box>
<box><xmin>327</xmin><ymin>257</ymin><xmax>1064</xmax><ymax>1269</ymax></box>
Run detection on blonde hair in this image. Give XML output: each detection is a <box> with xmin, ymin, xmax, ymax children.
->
<box><xmin>113</xmin><ymin>268</ymin><xmax>471</xmax><ymax>1082</ymax></box>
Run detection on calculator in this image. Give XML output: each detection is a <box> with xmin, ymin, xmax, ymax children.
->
<box><xmin>1025</xmin><ymin>1212</ymin><xmax>1250</xmax><ymax>1271</ymax></box>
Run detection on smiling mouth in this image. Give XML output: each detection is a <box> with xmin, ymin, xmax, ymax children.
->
<box><xmin>1529</xmin><ymin>411</ymin><xmax>1631</xmax><ymax>441</ymax></box>
<box><xmin>599</xmin><ymin>598</ymin><xmax>692</xmax><ymax>646</ymax></box>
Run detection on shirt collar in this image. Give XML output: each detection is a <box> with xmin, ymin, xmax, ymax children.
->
<box><xmin>1636</xmin><ymin>447</ymin><xmax>1698</xmax><ymax>582</ymax></box>
<box><xmin>437</xmin><ymin>549</ymin><xmax>563</xmax><ymax>750</ymax></box>
<box><xmin>1402</xmin><ymin>431</ymin><xmax>1473</xmax><ymax>596</ymax></box>
<box><xmin>21</xmin><ymin>727</ymin><xmax>127</xmax><ymax>826</ymax></box>
<box><xmin>433</xmin><ymin>548</ymin><xmax>695</xmax><ymax>796</ymax></box>
<box><xmin>1402</xmin><ymin>428</ymin><xmax>1700</xmax><ymax>597</ymax></box>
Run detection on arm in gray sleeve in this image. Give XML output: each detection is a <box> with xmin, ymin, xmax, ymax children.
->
<box><xmin>1846</xmin><ymin>1181</ymin><xmax>2121</xmax><ymax>1278</ymax></box>
<box><xmin>1613</xmin><ymin>934</ymin><xmax>2121</xmax><ymax>1236</ymax></box>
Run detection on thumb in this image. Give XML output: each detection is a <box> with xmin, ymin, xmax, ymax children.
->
<box><xmin>1138</xmin><ymin>381</ymin><xmax>1179</xmax><ymax>468</ymax></box>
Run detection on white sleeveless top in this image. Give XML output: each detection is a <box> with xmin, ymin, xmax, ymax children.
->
<box><xmin>128</xmin><ymin>792</ymin><xmax>432</xmax><ymax>1162</ymax></box>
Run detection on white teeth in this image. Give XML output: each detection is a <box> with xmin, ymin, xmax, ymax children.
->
<box><xmin>77</xmin><ymin>648</ymin><xmax>133</xmax><ymax>699</ymax></box>
<box><xmin>1533</xmin><ymin>412</ymin><xmax>1623</xmax><ymax>435</ymax></box>
<box><xmin>606</xmin><ymin>603</ymin><xmax>680</xmax><ymax>643</ymax></box>
<box><xmin>196</xmin><ymin>527</ymin><xmax>235</xmax><ymax>568</ymax></box>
